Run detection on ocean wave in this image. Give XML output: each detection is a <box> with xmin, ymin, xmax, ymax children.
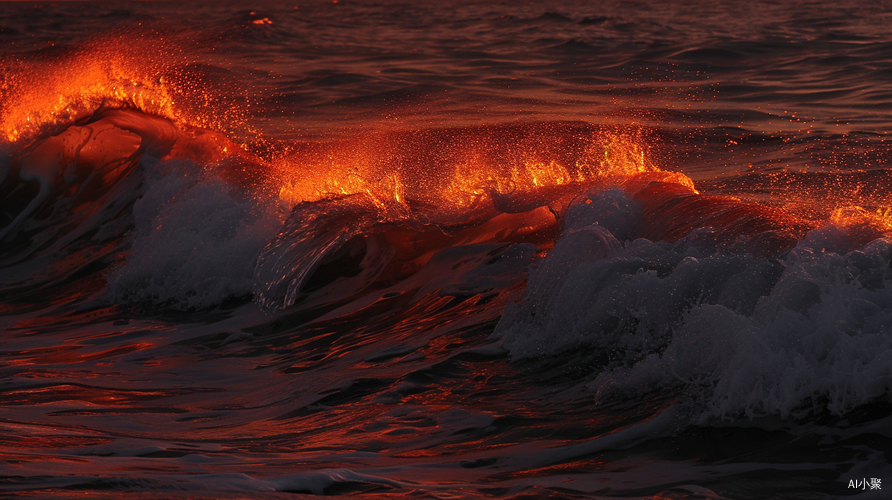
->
<box><xmin>105</xmin><ymin>157</ymin><xmax>282</xmax><ymax>310</ymax></box>
<box><xmin>0</xmin><ymin>107</ymin><xmax>254</xmax><ymax>304</ymax></box>
<box><xmin>496</xmin><ymin>188</ymin><xmax>892</xmax><ymax>421</ymax></box>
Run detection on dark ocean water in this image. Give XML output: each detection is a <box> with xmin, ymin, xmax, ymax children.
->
<box><xmin>1</xmin><ymin>1</ymin><xmax>892</xmax><ymax>498</ymax></box>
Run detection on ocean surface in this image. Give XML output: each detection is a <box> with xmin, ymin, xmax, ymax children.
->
<box><xmin>1</xmin><ymin>1</ymin><xmax>891</xmax><ymax>498</ymax></box>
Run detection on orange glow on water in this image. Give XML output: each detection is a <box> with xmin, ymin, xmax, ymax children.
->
<box><xmin>2</xmin><ymin>53</ymin><xmax>172</xmax><ymax>144</ymax></box>
<box><xmin>830</xmin><ymin>205</ymin><xmax>892</xmax><ymax>232</ymax></box>
<box><xmin>0</xmin><ymin>34</ymin><xmax>684</xmax><ymax>228</ymax></box>
<box><xmin>274</xmin><ymin>129</ymin><xmax>668</xmax><ymax>211</ymax></box>
<box><xmin>0</xmin><ymin>37</ymin><xmax>237</xmax><ymax>146</ymax></box>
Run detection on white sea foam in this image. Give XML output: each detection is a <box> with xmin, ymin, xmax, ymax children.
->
<box><xmin>496</xmin><ymin>189</ymin><xmax>892</xmax><ymax>421</ymax></box>
<box><xmin>105</xmin><ymin>158</ymin><xmax>283</xmax><ymax>310</ymax></box>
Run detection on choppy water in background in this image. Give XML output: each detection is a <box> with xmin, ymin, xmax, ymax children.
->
<box><xmin>2</xmin><ymin>1</ymin><xmax>892</xmax><ymax>498</ymax></box>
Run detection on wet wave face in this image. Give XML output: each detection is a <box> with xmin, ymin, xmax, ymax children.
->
<box><xmin>1</xmin><ymin>1</ymin><xmax>892</xmax><ymax>499</ymax></box>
